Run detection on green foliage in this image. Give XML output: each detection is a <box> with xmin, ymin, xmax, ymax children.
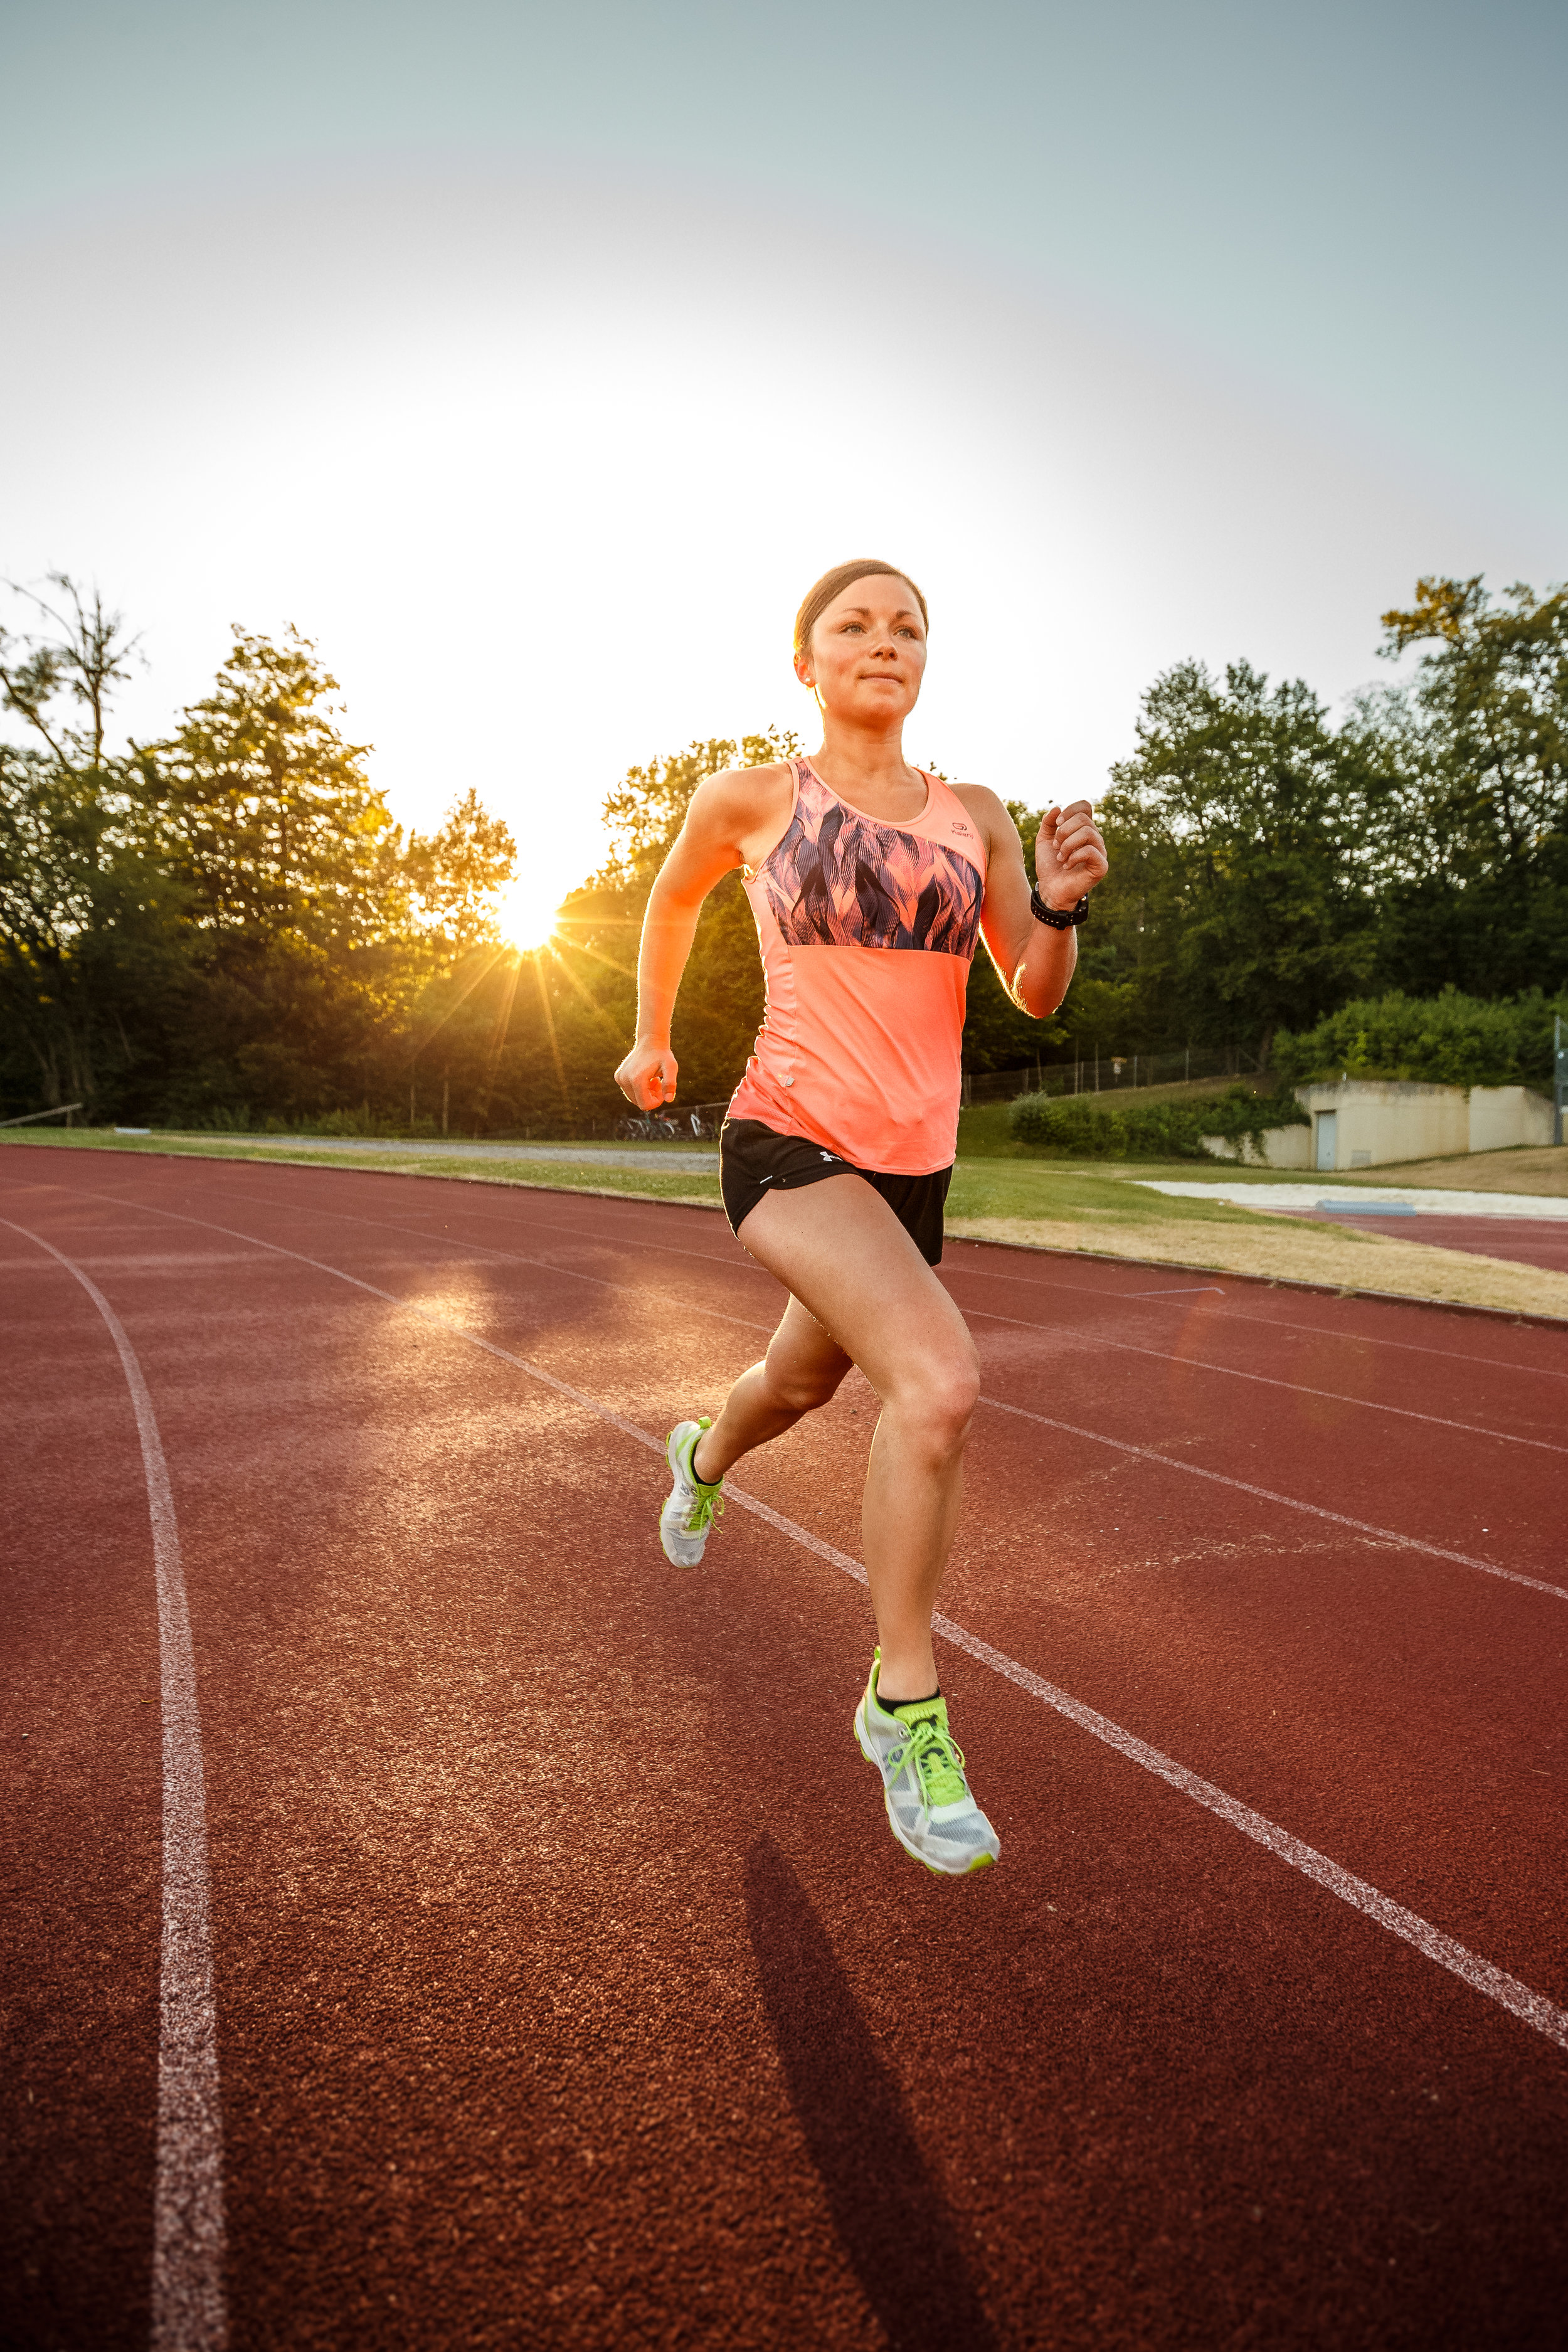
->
<box><xmin>1091</xmin><ymin>659</ymin><xmax>1382</xmax><ymax>1061</ymax></box>
<box><xmin>6</xmin><ymin>562</ymin><xmax>1566</xmax><ymax>1136</ymax></box>
<box><xmin>0</xmin><ymin>584</ymin><xmax>520</xmax><ymax>1128</ymax></box>
<box><xmin>1010</xmin><ymin>1083</ymin><xmax>1307</xmax><ymax>1159</ymax></box>
<box><xmin>1273</xmin><ymin>987</ymin><xmax>1565</xmax><ymax>1090</ymax></box>
<box><xmin>1345</xmin><ymin>576</ymin><xmax>1568</xmax><ymax>994</ymax></box>
<box><xmin>959</xmin><ymin>798</ymin><xmax>1070</xmax><ymax>1071</ymax></box>
<box><xmin>139</xmin><ymin>627</ymin><xmax>395</xmax><ymax>940</ymax></box>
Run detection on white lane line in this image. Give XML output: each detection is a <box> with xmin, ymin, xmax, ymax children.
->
<box><xmin>957</xmin><ymin>1299</ymin><xmax>1568</xmax><ymax>1456</ymax></box>
<box><xmin>203</xmin><ymin>1178</ymin><xmax>1566</xmax><ymax>1459</ymax></box>
<box><xmin>943</xmin><ymin>1246</ymin><xmax>1568</xmax><ymax>1382</ymax></box>
<box><xmin>209</xmin><ymin>1179</ymin><xmax>775</xmax><ymax>1340</ymax></box>
<box><xmin>2</xmin><ymin>1218</ymin><xmax>227</xmax><ymax>2352</ymax></box>
<box><xmin>61</xmin><ymin>1178</ymin><xmax>1567</xmax><ymax>1606</ymax></box>
<box><xmin>979</xmin><ymin>1394</ymin><xmax>1568</xmax><ymax>1604</ymax></box>
<box><xmin>221</xmin><ymin>1165</ymin><xmax>1568</xmax><ymax>1385</ymax></box>
<box><xmin>930</xmin><ymin>1621</ymin><xmax>1568</xmax><ymax>2056</ymax></box>
<box><xmin>29</xmin><ymin>1191</ymin><xmax>1568</xmax><ymax>2062</ymax></box>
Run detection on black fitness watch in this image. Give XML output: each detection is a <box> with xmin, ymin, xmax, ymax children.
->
<box><xmin>1030</xmin><ymin>887</ymin><xmax>1089</xmax><ymax>930</ymax></box>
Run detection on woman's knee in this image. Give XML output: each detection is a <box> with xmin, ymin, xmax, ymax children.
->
<box><xmin>890</xmin><ymin>1351</ymin><xmax>980</xmax><ymax>1454</ymax></box>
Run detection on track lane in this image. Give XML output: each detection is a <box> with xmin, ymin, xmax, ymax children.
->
<box><xmin>323</xmin><ymin>1177</ymin><xmax>1568</xmax><ymax>1392</ymax></box>
<box><xmin>185</xmin><ymin>1162</ymin><xmax>1568</xmax><ymax>1480</ymax></box>
<box><xmin>106</xmin><ymin>1168</ymin><xmax>1568</xmax><ymax>1990</ymax></box>
<box><xmin>213</xmin><ymin>1165</ymin><xmax>1568</xmax><ymax>1398</ymax></box>
<box><xmin>1</xmin><ymin>1215</ymin><xmax>230</xmax><ymax>2352</ymax></box>
<box><xmin>209</xmin><ymin>1173</ymin><xmax>1568</xmax><ymax>1456</ymax></box>
<box><xmin>32</xmin><ymin>1164</ymin><xmax>1568</xmax><ymax>1994</ymax></box>
<box><xmin>30</xmin><ymin>1167</ymin><xmax>1568</xmax><ymax>1995</ymax></box>
<box><xmin>116</xmin><ymin>1167</ymin><xmax>1565</xmax><ymax>1590</ymax></box>
<box><xmin>50</xmin><ymin>1161</ymin><xmax>1565</xmax><ymax>1594</ymax></box>
<box><xmin>125</xmin><ymin>1157</ymin><xmax>1560</xmax><ymax>1598</ymax></box>
<box><xmin>1</xmin><ymin>1237</ymin><xmax>161</xmax><ymax>2351</ymax></box>
<box><xmin>8</xmin><ymin>1158</ymin><xmax>1568</xmax><ymax>2351</ymax></box>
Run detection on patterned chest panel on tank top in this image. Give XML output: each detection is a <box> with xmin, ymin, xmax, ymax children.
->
<box><xmin>760</xmin><ymin>762</ymin><xmax>982</xmax><ymax>957</ymax></box>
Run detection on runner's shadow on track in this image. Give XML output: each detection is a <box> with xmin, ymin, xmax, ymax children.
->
<box><xmin>744</xmin><ymin>1833</ymin><xmax>1000</xmax><ymax>2352</ymax></box>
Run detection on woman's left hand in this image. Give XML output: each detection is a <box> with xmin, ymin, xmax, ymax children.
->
<box><xmin>1035</xmin><ymin>799</ymin><xmax>1108</xmax><ymax>907</ymax></box>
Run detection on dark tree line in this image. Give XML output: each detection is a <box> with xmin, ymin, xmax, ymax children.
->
<box><xmin>3</xmin><ymin>573</ymin><xmax>1563</xmax><ymax>1133</ymax></box>
<box><xmin>0</xmin><ymin>581</ymin><xmax>515</xmax><ymax>1129</ymax></box>
<box><xmin>1076</xmin><ymin>576</ymin><xmax>1568</xmax><ymax>1066</ymax></box>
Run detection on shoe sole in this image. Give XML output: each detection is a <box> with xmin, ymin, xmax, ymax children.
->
<box><xmin>854</xmin><ymin>1701</ymin><xmax>999</xmax><ymax>1876</ymax></box>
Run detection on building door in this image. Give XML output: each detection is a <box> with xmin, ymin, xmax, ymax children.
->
<box><xmin>1314</xmin><ymin>1110</ymin><xmax>1337</xmax><ymax>1171</ymax></box>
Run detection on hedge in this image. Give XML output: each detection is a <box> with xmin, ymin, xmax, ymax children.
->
<box><xmin>1009</xmin><ymin>1084</ymin><xmax>1308</xmax><ymax>1160</ymax></box>
<box><xmin>1273</xmin><ymin>988</ymin><xmax>1565</xmax><ymax>1090</ymax></box>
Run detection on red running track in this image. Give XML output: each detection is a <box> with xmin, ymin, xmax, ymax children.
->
<box><xmin>1294</xmin><ymin>1209</ymin><xmax>1568</xmax><ymax>1275</ymax></box>
<box><xmin>4</xmin><ymin>1148</ymin><xmax>1567</xmax><ymax>2352</ymax></box>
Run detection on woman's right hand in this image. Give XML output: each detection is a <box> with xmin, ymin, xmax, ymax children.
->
<box><xmin>615</xmin><ymin>1041</ymin><xmax>679</xmax><ymax>1109</ymax></box>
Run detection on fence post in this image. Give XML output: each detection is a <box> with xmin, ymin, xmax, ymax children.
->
<box><xmin>1555</xmin><ymin>1014</ymin><xmax>1565</xmax><ymax>1147</ymax></box>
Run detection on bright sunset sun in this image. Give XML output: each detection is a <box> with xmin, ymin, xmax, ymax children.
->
<box><xmin>495</xmin><ymin>876</ymin><xmax>563</xmax><ymax>953</ymax></box>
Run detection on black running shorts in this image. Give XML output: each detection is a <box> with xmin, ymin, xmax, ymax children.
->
<box><xmin>719</xmin><ymin>1117</ymin><xmax>952</xmax><ymax>1266</ymax></box>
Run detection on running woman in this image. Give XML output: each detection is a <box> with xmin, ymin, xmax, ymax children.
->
<box><xmin>613</xmin><ymin>560</ymin><xmax>1108</xmax><ymax>1875</ymax></box>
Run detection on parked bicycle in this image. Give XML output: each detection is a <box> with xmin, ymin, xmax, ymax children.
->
<box><xmin>615</xmin><ymin>1112</ymin><xmax>674</xmax><ymax>1141</ymax></box>
<box><xmin>613</xmin><ymin>1108</ymin><xmax>717</xmax><ymax>1142</ymax></box>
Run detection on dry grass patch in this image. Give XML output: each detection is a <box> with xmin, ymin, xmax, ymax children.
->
<box><xmin>945</xmin><ymin>1211</ymin><xmax>1568</xmax><ymax>1320</ymax></box>
<box><xmin>1331</xmin><ymin>1143</ymin><xmax>1568</xmax><ymax>1196</ymax></box>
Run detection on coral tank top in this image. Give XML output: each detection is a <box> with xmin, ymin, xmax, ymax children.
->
<box><xmin>727</xmin><ymin>757</ymin><xmax>987</xmax><ymax>1174</ymax></box>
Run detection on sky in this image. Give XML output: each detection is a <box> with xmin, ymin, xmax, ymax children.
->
<box><xmin>3</xmin><ymin>0</ymin><xmax>1564</xmax><ymax>940</ymax></box>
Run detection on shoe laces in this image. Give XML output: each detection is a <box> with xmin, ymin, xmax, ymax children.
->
<box><xmin>682</xmin><ymin>1486</ymin><xmax>723</xmax><ymax>1534</ymax></box>
<box><xmin>888</xmin><ymin>1715</ymin><xmax>970</xmax><ymax>1809</ymax></box>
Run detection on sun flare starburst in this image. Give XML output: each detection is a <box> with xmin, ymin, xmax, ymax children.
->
<box><xmin>495</xmin><ymin>876</ymin><xmax>563</xmax><ymax>953</ymax></box>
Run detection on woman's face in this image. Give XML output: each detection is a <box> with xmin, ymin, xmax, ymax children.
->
<box><xmin>797</xmin><ymin>573</ymin><xmax>927</xmax><ymax>724</ymax></box>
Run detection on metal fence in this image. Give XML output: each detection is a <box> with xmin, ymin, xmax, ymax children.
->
<box><xmin>960</xmin><ymin>1045</ymin><xmax>1272</xmax><ymax>1108</ymax></box>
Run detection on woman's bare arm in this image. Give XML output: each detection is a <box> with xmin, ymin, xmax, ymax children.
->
<box><xmin>958</xmin><ymin>787</ymin><xmax>1108</xmax><ymax>1020</ymax></box>
<box><xmin>613</xmin><ymin>763</ymin><xmax>792</xmax><ymax>1109</ymax></box>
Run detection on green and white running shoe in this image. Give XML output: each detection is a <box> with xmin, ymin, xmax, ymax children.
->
<box><xmin>660</xmin><ymin>1416</ymin><xmax>725</xmax><ymax>1566</ymax></box>
<box><xmin>854</xmin><ymin>1650</ymin><xmax>1000</xmax><ymax>1876</ymax></box>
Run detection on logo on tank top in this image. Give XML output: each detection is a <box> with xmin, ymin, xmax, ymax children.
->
<box><xmin>760</xmin><ymin>766</ymin><xmax>982</xmax><ymax>958</ymax></box>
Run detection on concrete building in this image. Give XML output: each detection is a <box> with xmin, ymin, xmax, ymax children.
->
<box><xmin>1202</xmin><ymin>1080</ymin><xmax>1554</xmax><ymax>1172</ymax></box>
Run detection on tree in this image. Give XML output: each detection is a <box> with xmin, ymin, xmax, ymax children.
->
<box><xmin>139</xmin><ymin>627</ymin><xmax>398</xmax><ymax>941</ymax></box>
<box><xmin>1</xmin><ymin>585</ymin><xmax>527</xmax><ymax>1128</ymax></box>
<box><xmin>0</xmin><ymin>577</ymin><xmax>185</xmax><ymax>1117</ymax></box>
<box><xmin>404</xmin><ymin>787</ymin><xmax>517</xmax><ymax>950</ymax></box>
<box><xmin>1099</xmin><ymin>659</ymin><xmax>1382</xmax><ymax>1060</ymax></box>
<box><xmin>1348</xmin><ymin>575</ymin><xmax>1568</xmax><ymax>993</ymax></box>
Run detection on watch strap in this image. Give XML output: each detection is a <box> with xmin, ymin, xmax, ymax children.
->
<box><xmin>1030</xmin><ymin>887</ymin><xmax>1089</xmax><ymax>930</ymax></box>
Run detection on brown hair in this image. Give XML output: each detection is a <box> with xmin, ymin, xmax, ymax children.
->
<box><xmin>793</xmin><ymin>559</ymin><xmax>929</xmax><ymax>665</ymax></box>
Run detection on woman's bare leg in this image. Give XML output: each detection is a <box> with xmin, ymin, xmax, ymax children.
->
<box><xmin>692</xmin><ymin>1293</ymin><xmax>852</xmax><ymax>1481</ymax></box>
<box><xmin>705</xmin><ymin>1173</ymin><xmax>979</xmax><ymax>1704</ymax></box>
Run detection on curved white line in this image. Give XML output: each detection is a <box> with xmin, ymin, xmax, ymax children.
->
<box><xmin>1</xmin><ymin>1218</ymin><xmax>228</xmax><ymax>2351</ymax></box>
<box><xmin>54</xmin><ymin>1175</ymin><xmax>1568</xmax><ymax>1604</ymax></box>
<box><xmin>193</xmin><ymin>1180</ymin><xmax>1565</xmax><ymax>1594</ymax></box>
<box><xmin>28</xmin><ymin>1191</ymin><xmax>1565</xmax><ymax>2061</ymax></box>
<box><xmin>215</xmin><ymin>1175</ymin><xmax>1567</xmax><ymax>1453</ymax></box>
